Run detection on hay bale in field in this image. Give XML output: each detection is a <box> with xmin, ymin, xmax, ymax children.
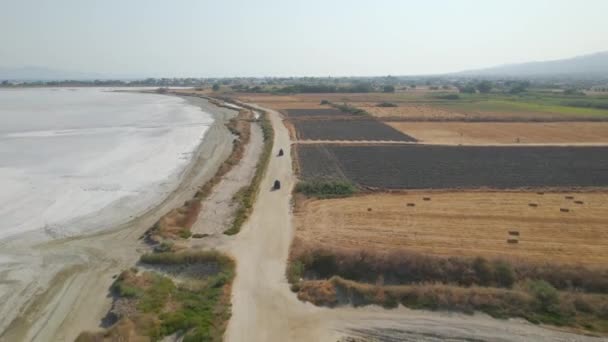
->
<box><xmin>508</xmin><ymin>231</ymin><xmax>520</xmax><ymax>236</ymax></box>
<box><xmin>507</xmin><ymin>239</ymin><xmax>518</xmax><ymax>244</ymax></box>
<box><xmin>565</xmin><ymin>196</ymin><xmax>574</xmax><ymax>200</ymax></box>
<box><xmin>537</xmin><ymin>192</ymin><xmax>544</xmax><ymax>195</ymax></box>
<box><xmin>560</xmin><ymin>208</ymin><xmax>570</xmax><ymax>212</ymax></box>
<box><xmin>367</xmin><ymin>208</ymin><xmax>372</xmax><ymax>212</ymax></box>
<box><xmin>406</xmin><ymin>203</ymin><xmax>416</xmax><ymax>207</ymax></box>
<box><xmin>528</xmin><ymin>203</ymin><xmax>538</xmax><ymax>207</ymax></box>
<box><xmin>574</xmin><ymin>200</ymin><xmax>584</xmax><ymax>204</ymax></box>
<box><xmin>423</xmin><ymin>197</ymin><xmax>431</xmax><ymax>201</ymax></box>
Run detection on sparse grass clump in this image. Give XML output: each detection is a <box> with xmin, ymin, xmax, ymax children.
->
<box><xmin>295</xmin><ymin>180</ymin><xmax>357</xmax><ymax>198</ymax></box>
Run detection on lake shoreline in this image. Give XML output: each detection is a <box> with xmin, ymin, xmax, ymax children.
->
<box><xmin>0</xmin><ymin>94</ymin><xmax>238</xmax><ymax>341</ymax></box>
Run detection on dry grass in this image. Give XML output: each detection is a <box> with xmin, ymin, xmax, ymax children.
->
<box><xmin>294</xmin><ymin>192</ymin><xmax>608</xmax><ymax>266</ymax></box>
<box><xmin>148</xmin><ymin>199</ymin><xmax>201</xmax><ymax>242</ymax></box>
<box><xmin>388</xmin><ymin>122</ymin><xmax>608</xmax><ymax>145</ymax></box>
<box><xmin>359</xmin><ymin>103</ymin><xmax>466</xmax><ymax>120</ymax></box>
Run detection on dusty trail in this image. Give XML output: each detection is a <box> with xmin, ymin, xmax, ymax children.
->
<box><xmin>224</xmin><ymin>104</ymin><xmax>605</xmax><ymax>342</ymax></box>
<box><xmin>191</xmin><ymin>122</ymin><xmax>263</xmax><ymax>236</ymax></box>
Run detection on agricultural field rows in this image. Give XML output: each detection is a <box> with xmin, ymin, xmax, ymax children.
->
<box><xmin>297</xmin><ymin>144</ymin><xmax>608</xmax><ymax>189</ymax></box>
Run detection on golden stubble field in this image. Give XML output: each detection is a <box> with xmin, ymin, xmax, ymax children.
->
<box><xmin>388</xmin><ymin>122</ymin><xmax>608</xmax><ymax>145</ymax></box>
<box><xmin>294</xmin><ymin>192</ymin><xmax>608</xmax><ymax>266</ymax></box>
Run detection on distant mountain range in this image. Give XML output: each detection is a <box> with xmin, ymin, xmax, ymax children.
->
<box><xmin>3</xmin><ymin>51</ymin><xmax>608</xmax><ymax>81</ymax></box>
<box><xmin>456</xmin><ymin>51</ymin><xmax>608</xmax><ymax>78</ymax></box>
<box><xmin>0</xmin><ymin>66</ymin><xmax>106</xmax><ymax>81</ymax></box>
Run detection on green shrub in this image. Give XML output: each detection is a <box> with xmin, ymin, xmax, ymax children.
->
<box><xmin>473</xmin><ymin>257</ymin><xmax>493</xmax><ymax>286</ymax></box>
<box><xmin>494</xmin><ymin>261</ymin><xmax>515</xmax><ymax>288</ymax></box>
<box><xmin>287</xmin><ymin>260</ymin><xmax>305</xmax><ymax>284</ymax></box>
<box><xmin>295</xmin><ymin>180</ymin><xmax>357</xmax><ymax>198</ymax></box>
<box><xmin>331</xmin><ymin>103</ymin><xmax>369</xmax><ymax>116</ymax></box>
<box><xmin>376</xmin><ymin>102</ymin><xmax>398</xmax><ymax>107</ymax></box>
<box><xmin>383</xmin><ymin>85</ymin><xmax>395</xmax><ymax>93</ymax></box>
<box><xmin>527</xmin><ymin>280</ymin><xmax>560</xmax><ymax>314</ymax></box>
<box><xmin>434</xmin><ymin>94</ymin><xmax>460</xmax><ymax>100</ymax></box>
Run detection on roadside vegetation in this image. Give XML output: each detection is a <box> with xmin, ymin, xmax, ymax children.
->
<box><xmin>287</xmin><ymin>244</ymin><xmax>608</xmax><ymax>334</ymax></box>
<box><xmin>329</xmin><ymin>102</ymin><xmax>369</xmax><ymax>116</ymax></box>
<box><xmin>225</xmin><ymin>103</ymin><xmax>275</xmax><ymax>235</ymax></box>
<box><xmin>295</xmin><ymin>180</ymin><xmax>357</xmax><ymax>198</ymax></box>
<box><xmin>76</xmin><ymin>251</ymin><xmax>235</xmax><ymax>342</ymax></box>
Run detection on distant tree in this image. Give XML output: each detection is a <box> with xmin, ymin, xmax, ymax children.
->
<box><xmin>1</xmin><ymin>80</ymin><xmax>9</xmax><ymax>86</ymax></box>
<box><xmin>458</xmin><ymin>84</ymin><xmax>476</xmax><ymax>94</ymax></box>
<box><xmin>441</xmin><ymin>85</ymin><xmax>450</xmax><ymax>90</ymax></box>
<box><xmin>212</xmin><ymin>83</ymin><xmax>220</xmax><ymax>91</ymax></box>
<box><xmin>410</xmin><ymin>84</ymin><xmax>417</xmax><ymax>89</ymax></box>
<box><xmin>508</xmin><ymin>81</ymin><xmax>529</xmax><ymax>94</ymax></box>
<box><xmin>564</xmin><ymin>88</ymin><xmax>584</xmax><ymax>96</ymax></box>
<box><xmin>383</xmin><ymin>85</ymin><xmax>395</xmax><ymax>93</ymax></box>
<box><xmin>476</xmin><ymin>81</ymin><xmax>493</xmax><ymax>93</ymax></box>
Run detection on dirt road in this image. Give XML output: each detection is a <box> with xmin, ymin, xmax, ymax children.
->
<box><xmin>191</xmin><ymin>122</ymin><xmax>263</xmax><ymax>236</ymax></box>
<box><xmin>224</xmin><ymin>104</ymin><xmax>605</xmax><ymax>342</ymax></box>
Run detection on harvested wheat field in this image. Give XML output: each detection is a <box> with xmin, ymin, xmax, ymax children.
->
<box><xmin>358</xmin><ymin>103</ymin><xmax>467</xmax><ymax>120</ymax></box>
<box><xmin>388</xmin><ymin>122</ymin><xmax>608</xmax><ymax>145</ymax></box>
<box><xmin>294</xmin><ymin>192</ymin><xmax>608</xmax><ymax>266</ymax></box>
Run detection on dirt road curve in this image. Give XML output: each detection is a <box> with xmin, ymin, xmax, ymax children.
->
<box><xmin>224</xmin><ymin>104</ymin><xmax>605</xmax><ymax>342</ymax></box>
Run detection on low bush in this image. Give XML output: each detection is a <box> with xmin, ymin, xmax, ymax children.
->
<box><xmin>140</xmin><ymin>250</ymin><xmax>232</xmax><ymax>267</ymax></box>
<box><xmin>376</xmin><ymin>102</ymin><xmax>398</xmax><ymax>107</ymax></box>
<box><xmin>296</xmin><ymin>277</ymin><xmax>608</xmax><ymax>332</ymax></box>
<box><xmin>331</xmin><ymin>102</ymin><xmax>369</xmax><ymax>116</ymax></box>
<box><xmin>289</xmin><ymin>244</ymin><xmax>608</xmax><ymax>293</ymax></box>
<box><xmin>561</xmin><ymin>100</ymin><xmax>608</xmax><ymax>110</ymax></box>
<box><xmin>295</xmin><ymin>180</ymin><xmax>357</xmax><ymax>198</ymax></box>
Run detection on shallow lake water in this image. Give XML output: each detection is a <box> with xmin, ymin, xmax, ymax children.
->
<box><xmin>0</xmin><ymin>88</ymin><xmax>212</xmax><ymax>240</ymax></box>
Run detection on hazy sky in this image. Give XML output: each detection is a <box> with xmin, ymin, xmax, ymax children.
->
<box><xmin>1</xmin><ymin>0</ymin><xmax>607</xmax><ymax>77</ymax></box>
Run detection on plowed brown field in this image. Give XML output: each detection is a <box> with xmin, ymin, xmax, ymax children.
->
<box><xmin>294</xmin><ymin>192</ymin><xmax>608</xmax><ymax>266</ymax></box>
